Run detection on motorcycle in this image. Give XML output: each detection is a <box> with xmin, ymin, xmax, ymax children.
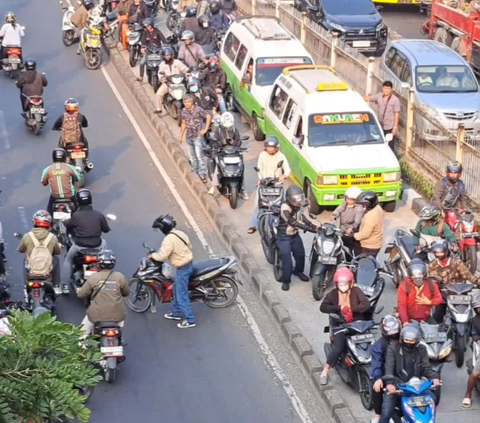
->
<box><xmin>127</xmin><ymin>22</ymin><xmax>144</xmax><ymax>67</ymax></box>
<box><xmin>1</xmin><ymin>45</ymin><xmax>23</xmax><ymax>79</ymax></box>
<box><xmin>164</xmin><ymin>0</ymin><xmax>181</xmax><ymax>12</ymax></box>
<box><xmin>146</xmin><ymin>44</ymin><xmax>163</xmax><ymax>93</ymax></box>
<box><xmin>466</xmin><ymin>339</ymin><xmax>480</xmax><ymax>395</ymax></box>
<box><xmin>94</xmin><ymin>321</ymin><xmax>124</xmax><ymax>383</ymax></box>
<box><xmin>164</xmin><ymin>28</ymin><xmax>181</xmax><ymax>58</ymax></box>
<box><xmin>60</xmin><ymin>1</ymin><xmax>79</xmax><ymax>47</ymax></box>
<box><xmin>324</xmin><ymin>314</ymin><xmax>378</xmax><ymax>410</ymax></box>
<box><xmin>166</xmin><ymin>10</ymin><xmax>186</xmax><ymax>32</ymax></box>
<box><xmin>126</xmin><ymin>242</ymin><xmax>240</xmax><ymax>313</ymax></box>
<box><xmin>23</xmin><ymin>95</ymin><xmax>48</xmax><ymax>135</ymax></box>
<box><xmin>66</xmin><ymin>143</ymin><xmax>93</xmax><ymax>188</ymax></box>
<box><xmin>52</xmin><ymin>198</ymin><xmax>75</xmax><ymax>247</ymax></box>
<box><xmin>143</xmin><ymin>0</ymin><xmax>160</xmax><ymax>18</ymax></box>
<box><xmin>163</xmin><ymin>74</ymin><xmax>186</xmax><ymax>125</ymax></box>
<box><xmin>444</xmin><ymin>209</ymin><xmax>479</xmax><ymax>273</ymax></box>
<box><xmin>79</xmin><ymin>23</ymin><xmax>103</xmax><ymax>70</ymax></box>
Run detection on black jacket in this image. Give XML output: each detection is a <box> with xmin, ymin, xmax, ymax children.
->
<box><xmin>16</xmin><ymin>70</ymin><xmax>48</xmax><ymax>96</ymax></box>
<box><xmin>63</xmin><ymin>205</ymin><xmax>111</xmax><ymax>248</ymax></box>
<box><xmin>320</xmin><ymin>286</ymin><xmax>370</xmax><ymax>321</ymax></box>
<box><xmin>192</xmin><ymin>87</ymin><xmax>218</xmax><ymax>111</ymax></box>
<box><xmin>384</xmin><ymin>343</ymin><xmax>438</xmax><ymax>386</ymax></box>
<box><xmin>201</xmin><ymin>68</ymin><xmax>226</xmax><ymax>90</ymax></box>
<box><xmin>181</xmin><ymin>17</ymin><xmax>201</xmax><ymax>34</ymax></box>
<box><xmin>141</xmin><ymin>27</ymin><xmax>167</xmax><ymax>47</ymax></box>
<box><xmin>194</xmin><ymin>27</ymin><xmax>215</xmax><ymax>46</ymax></box>
<box><xmin>128</xmin><ymin>2</ymin><xmax>148</xmax><ymax>23</ymax></box>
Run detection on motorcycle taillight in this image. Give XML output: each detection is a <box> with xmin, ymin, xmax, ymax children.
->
<box><xmin>8</xmin><ymin>48</ymin><xmax>21</xmax><ymax>55</ymax></box>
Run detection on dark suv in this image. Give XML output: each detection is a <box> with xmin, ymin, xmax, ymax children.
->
<box><xmin>294</xmin><ymin>0</ymin><xmax>388</xmax><ymax>56</ymax></box>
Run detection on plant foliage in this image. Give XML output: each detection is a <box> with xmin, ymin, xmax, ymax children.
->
<box><xmin>0</xmin><ymin>311</ymin><xmax>102</xmax><ymax>423</ymax></box>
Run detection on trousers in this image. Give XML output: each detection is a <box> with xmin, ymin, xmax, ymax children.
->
<box><xmin>277</xmin><ymin>234</ymin><xmax>305</xmax><ymax>284</ymax></box>
<box><xmin>62</xmin><ymin>240</ymin><xmax>106</xmax><ymax>283</ymax></box>
<box><xmin>80</xmin><ymin>316</ymin><xmax>124</xmax><ymax>338</ymax></box>
<box><xmin>172</xmin><ymin>262</ymin><xmax>195</xmax><ymax>323</ymax></box>
<box><xmin>326</xmin><ymin>331</ymin><xmax>347</xmax><ymax>367</ymax></box>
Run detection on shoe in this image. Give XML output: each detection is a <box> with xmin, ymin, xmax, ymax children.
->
<box><xmin>53</xmin><ymin>286</ymin><xmax>62</xmax><ymax>296</ymax></box>
<box><xmin>177</xmin><ymin>320</ymin><xmax>196</xmax><ymax>329</ymax></box>
<box><xmin>208</xmin><ymin>187</ymin><xmax>215</xmax><ymax>195</ymax></box>
<box><xmin>294</xmin><ymin>272</ymin><xmax>310</xmax><ymax>282</ymax></box>
<box><xmin>61</xmin><ymin>284</ymin><xmax>70</xmax><ymax>295</ymax></box>
<box><xmin>281</xmin><ymin>283</ymin><xmax>290</xmax><ymax>291</ymax></box>
<box><xmin>371</xmin><ymin>418</ymin><xmax>380</xmax><ymax>423</ymax></box>
<box><xmin>239</xmin><ymin>190</ymin><xmax>249</xmax><ymax>200</ymax></box>
<box><xmin>320</xmin><ymin>373</ymin><xmax>328</xmax><ymax>385</ymax></box>
<box><xmin>153</xmin><ymin>109</ymin><xmax>162</xmax><ymax>115</ymax></box>
<box><xmin>247</xmin><ymin>227</ymin><xmax>256</xmax><ymax>234</ymax></box>
<box><xmin>76</xmin><ymin>49</ymin><xmax>81</xmax><ymax>55</ymax></box>
<box><xmin>164</xmin><ymin>313</ymin><xmax>182</xmax><ymax>321</ymax></box>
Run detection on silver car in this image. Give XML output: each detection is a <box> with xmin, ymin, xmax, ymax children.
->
<box><xmin>380</xmin><ymin>39</ymin><xmax>480</xmax><ymax>141</ymax></box>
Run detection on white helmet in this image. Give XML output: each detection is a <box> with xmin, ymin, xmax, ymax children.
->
<box><xmin>220</xmin><ymin>112</ymin><xmax>235</xmax><ymax>129</ymax></box>
<box><xmin>345</xmin><ymin>186</ymin><xmax>362</xmax><ymax>200</ymax></box>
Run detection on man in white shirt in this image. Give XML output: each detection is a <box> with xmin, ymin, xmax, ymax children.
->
<box><xmin>0</xmin><ymin>12</ymin><xmax>25</xmax><ymax>68</ymax></box>
<box><xmin>248</xmin><ymin>137</ymin><xmax>291</xmax><ymax>234</ymax></box>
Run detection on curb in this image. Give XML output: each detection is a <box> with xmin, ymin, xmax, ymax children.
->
<box><xmin>107</xmin><ymin>48</ymin><xmax>357</xmax><ymax>422</ymax></box>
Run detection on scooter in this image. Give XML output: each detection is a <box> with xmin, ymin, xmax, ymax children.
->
<box><xmin>163</xmin><ymin>74</ymin><xmax>186</xmax><ymax>125</ymax></box>
<box><xmin>1</xmin><ymin>45</ymin><xmax>24</xmax><ymax>79</ymax></box>
<box><xmin>60</xmin><ymin>0</ymin><xmax>79</xmax><ymax>47</ymax></box>
<box><xmin>79</xmin><ymin>22</ymin><xmax>104</xmax><ymax>70</ymax></box>
<box><xmin>66</xmin><ymin>143</ymin><xmax>94</xmax><ymax>188</ymax></box>
<box><xmin>127</xmin><ymin>22</ymin><xmax>144</xmax><ymax>67</ymax></box>
<box><xmin>51</xmin><ymin>198</ymin><xmax>76</xmax><ymax>247</ymax></box>
<box><xmin>94</xmin><ymin>321</ymin><xmax>125</xmax><ymax>383</ymax></box>
<box><xmin>23</xmin><ymin>95</ymin><xmax>48</xmax><ymax>135</ymax></box>
<box><xmin>146</xmin><ymin>45</ymin><xmax>164</xmax><ymax>93</ymax></box>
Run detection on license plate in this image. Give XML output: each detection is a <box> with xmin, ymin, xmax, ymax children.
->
<box><xmin>84</xmin><ymin>270</ymin><xmax>97</xmax><ymax>278</ymax></box>
<box><xmin>148</xmin><ymin>54</ymin><xmax>162</xmax><ymax>61</ymax></box>
<box><xmin>320</xmin><ymin>256</ymin><xmax>337</xmax><ymax>265</ymax></box>
<box><xmin>9</xmin><ymin>57</ymin><xmax>21</xmax><ymax>63</ymax></box>
<box><xmin>262</xmin><ymin>188</ymin><xmax>281</xmax><ymax>195</ymax></box>
<box><xmin>463</xmin><ymin>232</ymin><xmax>479</xmax><ymax>238</ymax></box>
<box><xmin>223</xmin><ymin>157</ymin><xmax>241</xmax><ymax>164</ymax></box>
<box><xmin>449</xmin><ymin>295</ymin><xmax>471</xmax><ymax>305</ymax></box>
<box><xmin>351</xmin><ymin>333</ymin><xmax>374</xmax><ymax>343</ymax></box>
<box><xmin>353</xmin><ymin>40</ymin><xmax>371</xmax><ymax>48</ymax></box>
<box><xmin>101</xmin><ymin>346</ymin><xmax>123</xmax><ymax>356</ymax></box>
<box><xmin>409</xmin><ymin>396</ymin><xmax>428</xmax><ymax>407</ymax></box>
<box><xmin>425</xmin><ymin>332</ymin><xmax>447</xmax><ymax>342</ymax></box>
<box><xmin>30</xmin><ymin>108</ymin><xmax>44</xmax><ymax>114</ymax></box>
<box><xmin>70</xmin><ymin>151</ymin><xmax>86</xmax><ymax>159</ymax></box>
<box><xmin>53</xmin><ymin>211</ymin><xmax>71</xmax><ymax>220</ymax></box>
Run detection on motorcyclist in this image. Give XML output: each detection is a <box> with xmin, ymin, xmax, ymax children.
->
<box><xmin>154</xmin><ymin>47</ymin><xmax>189</xmax><ymax>114</ymax></box>
<box><xmin>194</xmin><ymin>15</ymin><xmax>216</xmax><ymax>46</ymax></box>
<box><xmin>77</xmin><ymin>250</ymin><xmax>129</xmax><ymax>339</ymax></box>
<box><xmin>134</xmin><ymin>18</ymin><xmax>167</xmax><ymax>83</ymax></box>
<box><xmin>432</xmin><ymin>161</ymin><xmax>468</xmax><ymax>211</ymax></box>
<box><xmin>397</xmin><ymin>259</ymin><xmax>442</xmax><ymax>326</ymax></box>
<box><xmin>62</xmin><ymin>189</ymin><xmax>111</xmax><ymax>294</ymax></box>
<box><xmin>41</xmin><ymin>148</ymin><xmax>81</xmax><ymax>214</ymax></box>
<box><xmin>207</xmin><ymin>1</ymin><xmax>230</xmax><ymax>32</ymax></box>
<box><xmin>116</xmin><ymin>0</ymin><xmax>134</xmax><ymax>50</ymax></box>
<box><xmin>319</xmin><ymin>267</ymin><xmax>370</xmax><ymax>385</ymax></box>
<box><xmin>181</xmin><ymin>6</ymin><xmax>201</xmax><ymax>33</ymax></box>
<box><xmin>0</xmin><ymin>12</ymin><xmax>25</xmax><ymax>69</ymax></box>
<box><xmin>277</xmin><ymin>185</ymin><xmax>317</xmax><ymax>291</ymax></box>
<box><xmin>462</xmin><ymin>299</ymin><xmax>480</xmax><ymax>408</ymax></box>
<box><xmin>196</xmin><ymin>0</ymin><xmax>210</xmax><ymax>18</ymax></box>
<box><xmin>15</xmin><ymin>58</ymin><xmax>48</xmax><ymax>115</ymax></box>
<box><xmin>200</xmin><ymin>56</ymin><xmax>227</xmax><ymax>113</ymax></box>
<box><xmin>380</xmin><ymin>326</ymin><xmax>440</xmax><ymax>423</ymax></box>
<box><xmin>187</xmin><ymin>78</ymin><xmax>218</xmax><ymax>113</ymax></box>
<box><xmin>149</xmin><ymin>214</ymin><xmax>196</xmax><ymax>329</ymax></box>
<box><xmin>412</xmin><ymin>205</ymin><xmax>457</xmax><ymax>251</ymax></box>
<box><xmin>370</xmin><ymin>315</ymin><xmax>401</xmax><ymax>423</ymax></box>
<box><xmin>221</xmin><ymin>0</ymin><xmax>238</xmax><ymax>18</ymax></box>
<box><xmin>248</xmin><ymin>137</ymin><xmax>291</xmax><ymax>234</ymax></box>
<box><xmin>71</xmin><ymin>0</ymin><xmax>95</xmax><ymax>54</ymax></box>
<box><xmin>52</xmin><ymin>98</ymin><xmax>90</xmax><ymax>150</ymax></box>
<box><xmin>127</xmin><ymin>0</ymin><xmax>148</xmax><ymax>24</ymax></box>
<box><xmin>331</xmin><ymin>187</ymin><xmax>364</xmax><ymax>232</ymax></box>
<box><xmin>178</xmin><ymin>30</ymin><xmax>206</xmax><ymax>68</ymax></box>
<box><xmin>17</xmin><ymin>210</ymin><xmax>62</xmax><ymax>295</ymax></box>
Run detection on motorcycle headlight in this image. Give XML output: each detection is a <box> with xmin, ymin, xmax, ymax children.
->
<box><xmin>172</xmin><ymin>88</ymin><xmax>185</xmax><ymax>100</ymax></box>
<box><xmin>383</xmin><ymin>172</ymin><xmax>401</xmax><ymax>182</ymax></box>
<box><xmin>322</xmin><ymin>239</ymin><xmax>335</xmax><ymax>254</ymax></box>
<box><xmin>438</xmin><ymin>346</ymin><xmax>452</xmax><ymax>360</ymax></box>
<box><xmin>171</xmin><ymin>76</ymin><xmax>184</xmax><ymax>84</ymax></box>
<box><xmin>317</xmin><ymin>175</ymin><xmax>338</xmax><ymax>185</ymax></box>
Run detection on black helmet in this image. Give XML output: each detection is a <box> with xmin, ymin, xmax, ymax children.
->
<box><xmin>380</xmin><ymin>315</ymin><xmax>401</xmax><ymax>339</ymax></box>
<box><xmin>25</xmin><ymin>58</ymin><xmax>36</xmax><ymax>71</ymax></box>
<box><xmin>419</xmin><ymin>205</ymin><xmax>441</xmax><ymax>223</ymax></box>
<box><xmin>98</xmin><ymin>250</ymin><xmax>116</xmax><ymax>270</ymax></box>
<box><xmin>286</xmin><ymin>185</ymin><xmax>304</xmax><ymax>208</ymax></box>
<box><xmin>185</xmin><ymin>6</ymin><xmax>197</xmax><ymax>17</ymax></box>
<box><xmin>400</xmin><ymin>326</ymin><xmax>421</xmax><ymax>350</ymax></box>
<box><xmin>446</xmin><ymin>161</ymin><xmax>462</xmax><ymax>183</ymax></box>
<box><xmin>52</xmin><ymin>148</ymin><xmax>67</xmax><ymax>163</ymax></box>
<box><xmin>77</xmin><ymin>189</ymin><xmax>92</xmax><ymax>207</ymax></box>
<box><xmin>432</xmin><ymin>240</ymin><xmax>449</xmax><ymax>260</ymax></box>
<box><xmin>264</xmin><ymin>137</ymin><xmax>279</xmax><ymax>148</ymax></box>
<box><xmin>198</xmin><ymin>15</ymin><xmax>210</xmax><ymax>28</ymax></box>
<box><xmin>209</xmin><ymin>0</ymin><xmax>221</xmax><ymax>13</ymax></box>
<box><xmin>142</xmin><ymin>17</ymin><xmax>154</xmax><ymax>28</ymax></box>
<box><xmin>163</xmin><ymin>46</ymin><xmax>174</xmax><ymax>61</ymax></box>
<box><xmin>152</xmin><ymin>214</ymin><xmax>177</xmax><ymax>234</ymax></box>
<box><xmin>356</xmin><ymin>191</ymin><xmax>378</xmax><ymax>210</ymax></box>
<box><xmin>408</xmin><ymin>258</ymin><xmax>427</xmax><ymax>286</ymax></box>
<box><xmin>83</xmin><ymin>0</ymin><xmax>94</xmax><ymax>10</ymax></box>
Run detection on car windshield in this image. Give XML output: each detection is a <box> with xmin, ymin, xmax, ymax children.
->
<box><xmin>415</xmin><ymin>65</ymin><xmax>478</xmax><ymax>93</ymax></box>
<box><xmin>308</xmin><ymin>112</ymin><xmax>384</xmax><ymax>147</ymax></box>
<box><xmin>256</xmin><ymin>57</ymin><xmax>312</xmax><ymax>86</ymax></box>
<box><xmin>322</xmin><ymin>0</ymin><xmax>377</xmax><ymax>15</ymax></box>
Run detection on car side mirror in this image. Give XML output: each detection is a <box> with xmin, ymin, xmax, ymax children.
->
<box><xmin>240</xmin><ymin>135</ymin><xmax>250</xmax><ymax>141</ymax></box>
<box><xmin>385</xmin><ymin>133</ymin><xmax>394</xmax><ymax>142</ymax></box>
<box><xmin>277</xmin><ymin>160</ymin><xmax>284</xmax><ymax>168</ymax></box>
<box><xmin>292</xmin><ymin>135</ymin><xmax>304</xmax><ymax>147</ymax></box>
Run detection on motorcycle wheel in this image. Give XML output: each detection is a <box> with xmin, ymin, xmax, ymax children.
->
<box><xmin>62</xmin><ymin>30</ymin><xmax>75</xmax><ymax>47</ymax></box>
<box><xmin>129</xmin><ymin>48</ymin><xmax>140</xmax><ymax>67</ymax></box>
<box><xmin>33</xmin><ymin>120</ymin><xmax>41</xmax><ymax>136</ymax></box>
<box><xmin>359</xmin><ymin>370</ymin><xmax>374</xmax><ymax>411</ymax></box>
<box><xmin>311</xmin><ymin>269</ymin><xmax>332</xmax><ymax>301</ymax></box>
<box><xmin>126</xmin><ymin>278</ymin><xmax>153</xmax><ymax>313</ymax></box>
<box><xmin>261</xmin><ymin>239</ymin><xmax>275</xmax><ymax>265</ymax></box>
<box><xmin>392</xmin><ymin>261</ymin><xmax>403</xmax><ymax>289</ymax></box>
<box><xmin>464</xmin><ymin>245</ymin><xmax>478</xmax><ymax>274</ymax></box>
<box><xmin>167</xmin><ymin>102</ymin><xmax>178</xmax><ymax>120</ymax></box>
<box><xmin>229</xmin><ymin>186</ymin><xmax>238</xmax><ymax>209</ymax></box>
<box><xmin>166</xmin><ymin>12</ymin><xmax>177</xmax><ymax>31</ymax></box>
<box><xmin>105</xmin><ymin>367</ymin><xmax>116</xmax><ymax>383</ymax></box>
<box><xmin>455</xmin><ymin>332</ymin><xmax>467</xmax><ymax>367</ymax></box>
<box><xmin>76</xmin><ymin>385</ymin><xmax>94</xmax><ymax>402</ymax></box>
<box><xmin>273</xmin><ymin>246</ymin><xmax>284</xmax><ymax>282</ymax></box>
<box><xmin>205</xmin><ymin>276</ymin><xmax>238</xmax><ymax>308</ymax></box>
<box><xmin>85</xmin><ymin>49</ymin><xmax>102</xmax><ymax>70</ymax></box>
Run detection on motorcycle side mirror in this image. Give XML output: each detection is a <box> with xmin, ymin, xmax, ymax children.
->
<box><xmin>106</xmin><ymin>214</ymin><xmax>117</xmax><ymax>221</ymax></box>
<box><xmin>240</xmin><ymin>135</ymin><xmax>249</xmax><ymax>141</ymax></box>
<box><xmin>277</xmin><ymin>160</ymin><xmax>284</xmax><ymax>168</ymax></box>
<box><xmin>142</xmin><ymin>241</ymin><xmax>149</xmax><ymax>249</ymax></box>
<box><xmin>375</xmin><ymin>305</ymin><xmax>385</xmax><ymax>315</ymax></box>
<box><xmin>410</xmin><ymin>229</ymin><xmax>420</xmax><ymax>237</ymax></box>
<box><xmin>254</xmin><ymin>166</ymin><xmax>260</xmax><ymax>172</ymax></box>
<box><xmin>13</xmin><ymin>233</ymin><xmax>22</xmax><ymax>239</ymax></box>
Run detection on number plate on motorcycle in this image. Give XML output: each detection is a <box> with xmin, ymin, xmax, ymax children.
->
<box><xmin>30</xmin><ymin>108</ymin><xmax>44</xmax><ymax>114</ymax></box>
<box><xmin>100</xmin><ymin>346</ymin><xmax>123</xmax><ymax>356</ymax></box>
<box><xmin>425</xmin><ymin>332</ymin><xmax>447</xmax><ymax>342</ymax></box>
<box><xmin>409</xmin><ymin>396</ymin><xmax>428</xmax><ymax>407</ymax></box>
<box><xmin>84</xmin><ymin>270</ymin><xmax>97</xmax><ymax>278</ymax></box>
<box><xmin>223</xmin><ymin>157</ymin><xmax>241</xmax><ymax>164</ymax></box>
<box><xmin>9</xmin><ymin>58</ymin><xmax>21</xmax><ymax>63</ymax></box>
<box><xmin>148</xmin><ymin>54</ymin><xmax>162</xmax><ymax>61</ymax></box>
<box><xmin>320</xmin><ymin>257</ymin><xmax>337</xmax><ymax>265</ymax></box>
<box><xmin>449</xmin><ymin>295</ymin><xmax>471</xmax><ymax>305</ymax></box>
<box><xmin>351</xmin><ymin>333</ymin><xmax>374</xmax><ymax>343</ymax></box>
<box><xmin>53</xmin><ymin>211</ymin><xmax>71</xmax><ymax>220</ymax></box>
<box><xmin>71</xmin><ymin>151</ymin><xmax>86</xmax><ymax>159</ymax></box>
<box><xmin>262</xmin><ymin>188</ymin><xmax>281</xmax><ymax>195</ymax></box>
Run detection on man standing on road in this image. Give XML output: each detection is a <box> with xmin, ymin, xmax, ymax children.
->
<box><xmin>179</xmin><ymin>94</ymin><xmax>211</xmax><ymax>183</ymax></box>
<box><xmin>364</xmin><ymin>81</ymin><xmax>400</xmax><ymax>151</ymax></box>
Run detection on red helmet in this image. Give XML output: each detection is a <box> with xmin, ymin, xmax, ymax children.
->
<box><xmin>333</xmin><ymin>267</ymin><xmax>354</xmax><ymax>287</ymax></box>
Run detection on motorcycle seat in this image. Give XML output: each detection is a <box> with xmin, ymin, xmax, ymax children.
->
<box><xmin>78</xmin><ymin>248</ymin><xmax>102</xmax><ymax>256</ymax></box>
<box><xmin>53</xmin><ymin>198</ymin><xmax>74</xmax><ymax>205</ymax></box>
<box><xmin>191</xmin><ymin>258</ymin><xmax>229</xmax><ymax>278</ymax></box>
<box><xmin>344</xmin><ymin>320</ymin><xmax>376</xmax><ymax>334</ymax></box>
<box><xmin>356</xmin><ymin>257</ymin><xmax>377</xmax><ymax>286</ymax></box>
<box><xmin>95</xmin><ymin>321</ymin><xmax>122</xmax><ymax>329</ymax></box>
<box><xmin>396</xmin><ymin>232</ymin><xmax>415</xmax><ymax>259</ymax></box>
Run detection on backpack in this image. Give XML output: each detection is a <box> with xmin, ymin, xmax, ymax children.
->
<box><xmin>61</xmin><ymin>112</ymin><xmax>81</xmax><ymax>146</ymax></box>
<box><xmin>27</xmin><ymin>232</ymin><xmax>54</xmax><ymax>278</ymax></box>
<box><xmin>441</xmin><ymin>177</ymin><xmax>465</xmax><ymax>208</ymax></box>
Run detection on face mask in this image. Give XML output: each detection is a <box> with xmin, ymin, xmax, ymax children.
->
<box><xmin>338</xmin><ymin>284</ymin><xmax>349</xmax><ymax>293</ymax></box>
<box><xmin>412</xmin><ymin>277</ymin><xmax>424</xmax><ymax>287</ymax></box>
<box><xmin>190</xmin><ymin>86</ymin><xmax>199</xmax><ymax>93</ymax></box>
<box><xmin>403</xmin><ymin>342</ymin><xmax>416</xmax><ymax>351</ymax></box>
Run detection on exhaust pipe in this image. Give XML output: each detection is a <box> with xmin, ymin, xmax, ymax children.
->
<box><xmin>86</xmin><ymin>162</ymin><xmax>94</xmax><ymax>170</ymax></box>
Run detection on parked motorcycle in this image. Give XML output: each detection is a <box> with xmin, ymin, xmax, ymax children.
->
<box><xmin>79</xmin><ymin>24</ymin><xmax>103</xmax><ymax>70</ymax></box>
<box><xmin>324</xmin><ymin>315</ymin><xmax>378</xmax><ymax>410</ymax></box>
<box><xmin>163</xmin><ymin>74</ymin><xmax>186</xmax><ymax>125</ymax></box>
<box><xmin>146</xmin><ymin>45</ymin><xmax>163</xmax><ymax>92</ymax></box>
<box><xmin>66</xmin><ymin>144</ymin><xmax>93</xmax><ymax>188</ymax></box>
<box><xmin>60</xmin><ymin>1</ymin><xmax>79</xmax><ymax>46</ymax></box>
<box><xmin>94</xmin><ymin>321</ymin><xmax>124</xmax><ymax>383</ymax></box>
<box><xmin>127</xmin><ymin>22</ymin><xmax>144</xmax><ymax>67</ymax></box>
<box><xmin>127</xmin><ymin>242</ymin><xmax>240</xmax><ymax>313</ymax></box>
<box><xmin>23</xmin><ymin>95</ymin><xmax>48</xmax><ymax>135</ymax></box>
<box><xmin>1</xmin><ymin>45</ymin><xmax>23</xmax><ymax>78</ymax></box>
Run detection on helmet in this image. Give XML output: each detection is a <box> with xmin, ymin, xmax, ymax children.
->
<box><xmin>52</xmin><ymin>148</ymin><xmax>67</xmax><ymax>163</ymax></box>
<box><xmin>64</xmin><ymin>98</ymin><xmax>79</xmax><ymax>114</ymax></box>
<box><xmin>76</xmin><ymin>189</ymin><xmax>93</xmax><ymax>207</ymax></box>
<box><xmin>264</xmin><ymin>136</ymin><xmax>280</xmax><ymax>148</ymax></box>
<box><xmin>25</xmin><ymin>59</ymin><xmax>36</xmax><ymax>71</ymax></box>
<box><xmin>432</xmin><ymin>240</ymin><xmax>449</xmax><ymax>260</ymax></box>
<box><xmin>185</xmin><ymin>6</ymin><xmax>197</xmax><ymax>17</ymax></box>
<box><xmin>419</xmin><ymin>205</ymin><xmax>441</xmax><ymax>223</ymax></box>
<box><xmin>181</xmin><ymin>30</ymin><xmax>195</xmax><ymax>41</ymax></box>
<box><xmin>163</xmin><ymin>46</ymin><xmax>174</xmax><ymax>61</ymax></box>
<box><xmin>446</xmin><ymin>161</ymin><xmax>462</xmax><ymax>183</ymax></box>
<box><xmin>286</xmin><ymin>185</ymin><xmax>304</xmax><ymax>208</ymax></box>
<box><xmin>220</xmin><ymin>112</ymin><xmax>235</xmax><ymax>129</ymax></box>
<box><xmin>198</xmin><ymin>15</ymin><xmax>210</xmax><ymax>28</ymax></box>
<box><xmin>408</xmin><ymin>258</ymin><xmax>427</xmax><ymax>286</ymax></box>
<box><xmin>208</xmin><ymin>56</ymin><xmax>220</xmax><ymax>71</ymax></box>
<box><xmin>152</xmin><ymin>214</ymin><xmax>177</xmax><ymax>234</ymax></box>
<box><xmin>356</xmin><ymin>191</ymin><xmax>378</xmax><ymax>210</ymax></box>
<box><xmin>344</xmin><ymin>186</ymin><xmax>362</xmax><ymax>200</ymax></box>
<box><xmin>209</xmin><ymin>1</ymin><xmax>221</xmax><ymax>13</ymax></box>
<box><xmin>98</xmin><ymin>250</ymin><xmax>116</xmax><ymax>270</ymax></box>
<box><xmin>400</xmin><ymin>326</ymin><xmax>421</xmax><ymax>350</ymax></box>
<box><xmin>5</xmin><ymin>12</ymin><xmax>15</xmax><ymax>23</ymax></box>
<box><xmin>380</xmin><ymin>315</ymin><xmax>401</xmax><ymax>339</ymax></box>
<box><xmin>142</xmin><ymin>17</ymin><xmax>154</xmax><ymax>28</ymax></box>
<box><xmin>32</xmin><ymin>210</ymin><xmax>52</xmax><ymax>229</ymax></box>
<box><xmin>333</xmin><ymin>267</ymin><xmax>354</xmax><ymax>287</ymax></box>
<box><xmin>83</xmin><ymin>0</ymin><xmax>95</xmax><ymax>10</ymax></box>
<box><xmin>187</xmin><ymin>78</ymin><xmax>200</xmax><ymax>93</ymax></box>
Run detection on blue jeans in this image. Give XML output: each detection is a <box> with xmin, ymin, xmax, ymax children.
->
<box><xmin>218</xmin><ymin>94</ymin><xmax>227</xmax><ymax>113</ymax></box>
<box><xmin>172</xmin><ymin>262</ymin><xmax>195</xmax><ymax>324</ymax></box>
<box><xmin>186</xmin><ymin>137</ymin><xmax>207</xmax><ymax>178</ymax></box>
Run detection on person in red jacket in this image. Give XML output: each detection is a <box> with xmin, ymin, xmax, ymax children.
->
<box><xmin>397</xmin><ymin>259</ymin><xmax>442</xmax><ymax>325</ymax></box>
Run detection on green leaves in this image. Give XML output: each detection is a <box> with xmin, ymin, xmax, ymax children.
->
<box><xmin>0</xmin><ymin>311</ymin><xmax>102</xmax><ymax>423</ymax></box>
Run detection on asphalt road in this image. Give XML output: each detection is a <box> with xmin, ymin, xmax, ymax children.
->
<box><xmin>380</xmin><ymin>4</ymin><xmax>429</xmax><ymax>40</ymax></box>
<box><xmin>0</xmin><ymin>1</ymin><xmax>333</xmax><ymax>423</ymax></box>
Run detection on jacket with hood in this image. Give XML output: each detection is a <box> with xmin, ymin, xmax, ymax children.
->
<box><xmin>221</xmin><ymin>0</ymin><xmax>237</xmax><ymax>14</ymax></box>
<box><xmin>17</xmin><ymin>228</ymin><xmax>61</xmax><ymax>257</ymax></box>
<box><xmin>207</xmin><ymin>11</ymin><xmax>230</xmax><ymax>31</ymax></box>
<box><xmin>16</xmin><ymin>70</ymin><xmax>48</xmax><ymax>97</ymax></box>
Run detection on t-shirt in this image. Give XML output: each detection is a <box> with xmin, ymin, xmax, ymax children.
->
<box><xmin>181</xmin><ymin>106</ymin><xmax>208</xmax><ymax>139</ymax></box>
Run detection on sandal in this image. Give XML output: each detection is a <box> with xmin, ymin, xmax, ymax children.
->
<box><xmin>247</xmin><ymin>227</ymin><xmax>256</xmax><ymax>234</ymax></box>
<box><xmin>462</xmin><ymin>398</ymin><xmax>472</xmax><ymax>408</ymax></box>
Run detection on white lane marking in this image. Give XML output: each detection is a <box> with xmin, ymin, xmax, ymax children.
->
<box><xmin>0</xmin><ymin>111</ymin><xmax>11</xmax><ymax>150</ymax></box>
<box><xmin>18</xmin><ymin>207</ymin><xmax>29</xmax><ymax>231</ymax></box>
<box><xmin>101</xmin><ymin>66</ymin><xmax>314</xmax><ymax>423</ymax></box>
